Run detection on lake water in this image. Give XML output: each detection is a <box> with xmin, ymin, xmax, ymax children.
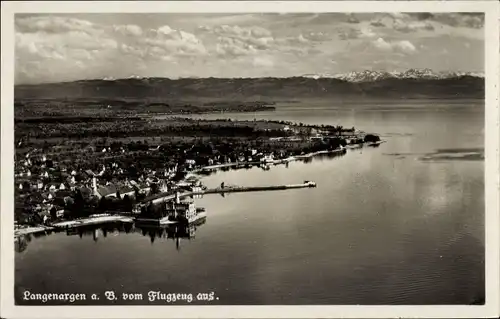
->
<box><xmin>15</xmin><ymin>100</ymin><xmax>485</xmax><ymax>305</ymax></box>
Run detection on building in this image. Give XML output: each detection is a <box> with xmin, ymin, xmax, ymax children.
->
<box><xmin>96</xmin><ymin>185</ymin><xmax>118</xmax><ymax>198</ymax></box>
<box><xmin>261</xmin><ymin>154</ymin><xmax>274</xmax><ymax>163</ymax></box>
<box><xmin>165</xmin><ymin>194</ymin><xmax>197</xmax><ymax>221</ymax></box>
<box><xmin>118</xmin><ymin>185</ymin><xmax>136</xmax><ymax>199</ymax></box>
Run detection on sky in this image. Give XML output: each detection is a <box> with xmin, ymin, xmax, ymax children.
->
<box><xmin>14</xmin><ymin>12</ymin><xmax>484</xmax><ymax>84</ymax></box>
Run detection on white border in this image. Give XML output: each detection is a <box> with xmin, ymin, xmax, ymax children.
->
<box><xmin>1</xmin><ymin>1</ymin><xmax>499</xmax><ymax>318</ymax></box>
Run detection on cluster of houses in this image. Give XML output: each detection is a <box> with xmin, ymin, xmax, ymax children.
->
<box><xmin>14</xmin><ymin>150</ymin><xmax>176</xmax><ymax>218</ymax></box>
<box><xmin>14</xmin><ymin>125</ymin><xmax>359</xmax><ymax>222</ymax></box>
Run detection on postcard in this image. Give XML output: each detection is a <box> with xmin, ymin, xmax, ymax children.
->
<box><xmin>1</xmin><ymin>1</ymin><xmax>499</xmax><ymax>318</ymax></box>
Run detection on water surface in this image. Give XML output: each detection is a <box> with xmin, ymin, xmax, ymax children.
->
<box><xmin>15</xmin><ymin>100</ymin><xmax>485</xmax><ymax>305</ymax></box>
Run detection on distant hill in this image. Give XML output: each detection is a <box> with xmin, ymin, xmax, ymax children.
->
<box><xmin>302</xmin><ymin>68</ymin><xmax>484</xmax><ymax>82</ymax></box>
<box><xmin>15</xmin><ymin>71</ymin><xmax>484</xmax><ymax>101</ymax></box>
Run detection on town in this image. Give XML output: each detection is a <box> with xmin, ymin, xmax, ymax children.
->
<box><xmin>14</xmin><ymin>115</ymin><xmax>382</xmax><ymax>236</ymax></box>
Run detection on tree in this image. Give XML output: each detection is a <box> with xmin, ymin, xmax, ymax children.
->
<box><xmin>150</xmin><ymin>183</ymin><xmax>159</xmax><ymax>195</ymax></box>
<box><xmin>364</xmin><ymin>134</ymin><xmax>381</xmax><ymax>143</ymax></box>
<box><xmin>50</xmin><ymin>206</ymin><xmax>57</xmax><ymax>221</ymax></box>
<box><xmin>122</xmin><ymin>195</ymin><xmax>133</xmax><ymax>212</ymax></box>
<box><xmin>98</xmin><ymin>196</ymin><xmax>108</xmax><ymax>213</ymax></box>
<box><xmin>335</xmin><ymin>125</ymin><xmax>343</xmax><ymax>136</ymax></box>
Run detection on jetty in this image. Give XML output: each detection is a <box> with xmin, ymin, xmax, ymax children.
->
<box><xmin>203</xmin><ymin>181</ymin><xmax>316</xmax><ymax>195</ymax></box>
<box><xmin>140</xmin><ymin>181</ymin><xmax>317</xmax><ymax>205</ymax></box>
<box><xmin>51</xmin><ymin>215</ymin><xmax>134</xmax><ymax>229</ymax></box>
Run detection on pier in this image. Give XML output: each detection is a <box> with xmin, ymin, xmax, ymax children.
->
<box><xmin>51</xmin><ymin>215</ymin><xmax>134</xmax><ymax>229</ymax></box>
<box><xmin>140</xmin><ymin>181</ymin><xmax>317</xmax><ymax>205</ymax></box>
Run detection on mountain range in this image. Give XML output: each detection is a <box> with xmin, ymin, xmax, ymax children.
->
<box><xmin>15</xmin><ymin>69</ymin><xmax>484</xmax><ymax>101</ymax></box>
<box><xmin>302</xmin><ymin>69</ymin><xmax>484</xmax><ymax>82</ymax></box>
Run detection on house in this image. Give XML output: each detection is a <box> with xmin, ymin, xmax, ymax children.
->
<box><xmin>96</xmin><ymin>184</ymin><xmax>118</xmax><ymax>198</ymax></box>
<box><xmin>78</xmin><ymin>187</ymin><xmax>93</xmax><ymax>200</ymax></box>
<box><xmin>53</xmin><ymin>191</ymin><xmax>72</xmax><ymax>207</ymax></box>
<box><xmin>117</xmin><ymin>185</ymin><xmax>135</xmax><ymax>199</ymax></box>
<box><xmin>84</xmin><ymin>145</ymin><xmax>95</xmax><ymax>153</ymax></box>
<box><xmin>159</xmin><ymin>181</ymin><xmax>169</xmax><ymax>193</ymax></box>
<box><xmin>57</xmin><ymin>209</ymin><xmax>65</xmax><ymax>218</ymax></box>
<box><xmin>260</xmin><ymin>154</ymin><xmax>274</xmax><ymax>163</ymax></box>
<box><xmin>190</xmin><ymin>185</ymin><xmax>203</xmax><ymax>193</ymax></box>
<box><xmin>166</xmin><ymin>197</ymin><xmax>197</xmax><ymax>220</ymax></box>
<box><xmin>86</xmin><ymin>169</ymin><xmax>96</xmax><ymax>177</ymax></box>
<box><xmin>67</xmin><ymin>175</ymin><xmax>76</xmax><ymax>184</ymax></box>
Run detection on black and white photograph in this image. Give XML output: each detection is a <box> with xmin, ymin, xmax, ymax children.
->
<box><xmin>1</xmin><ymin>1</ymin><xmax>499</xmax><ymax>318</ymax></box>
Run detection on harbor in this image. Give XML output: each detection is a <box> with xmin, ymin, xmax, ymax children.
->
<box><xmin>140</xmin><ymin>180</ymin><xmax>317</xmax><ymax>206</ymax></box>
<box><xmin>13</xmin><ymin>180</ymin><xmax>318</xmax><ymax>234</ymax></box>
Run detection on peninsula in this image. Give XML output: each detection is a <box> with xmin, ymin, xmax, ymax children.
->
<box><xmin>14</xmin><ymin>111</ymin><xmax>381</xmax><ymax>233</ymax></box>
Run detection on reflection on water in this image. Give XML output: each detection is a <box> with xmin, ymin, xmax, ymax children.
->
<box><xmin>200</xmin><ymin>150</ymin><xmax>347</xmax><ymax>176</ymax></box>
<box><xmin>16</xmin><ymin>218</ymin><xmax>208</xmax><ymax>253</ymax></box>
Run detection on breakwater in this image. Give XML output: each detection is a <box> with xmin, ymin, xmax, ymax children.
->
<box><xmin>141</xmin><ymin>181</ymin><xmax>316</xmax><ymax>205</ymax></box>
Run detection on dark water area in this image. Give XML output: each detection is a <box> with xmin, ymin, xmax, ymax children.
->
<box><xmin>15</xmin><ymin>100</ymin><xmax>485</xmax><ymax>305</ymax></box>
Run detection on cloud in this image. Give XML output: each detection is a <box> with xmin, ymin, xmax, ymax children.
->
<box><xmin>15</xmin><ymin>16</ymin><xmax>98</xmax><ymax>34</ymax></box>
<box><xmin>344</xmin><ymin>13</ymin><xmax>360</xmax><ymax>24</ymax></box>
<box><xmin>372</xmin><ymin>37</ymin><xmax>417</xmax><ymax>54</ymax></box>
<box><xmin>215</xmin><ymin>36</ymin><xmax>258</xmax><ymax>57</ymax></box>
<box><xmin>203</xmin><ymin>24</ymin><xmax>272</xmax><ymax>39</ymax></box>
<box><xmin>386</xmin><ymin>13</ymin><xmax>408</xmax><ymax>20</ymax></box>
<box><xmin>113</xmin><ymin>24</ymin><xmax>143</xmax><ymax>36</ymax></box>
<box><xmin>393</xmin><ymin>19</ymin><xmax>435</xmax><ymax>33</ymax></box>
<box><xmin>436</xmin><ymin>13</ymin><xmax>484</xmax><ymax>29</ymax></box>
<box><xmin>406</xmin><ymin>13</ymin><xmax>484</xmax><ymax>29</ymax></box>
<box><xmin>370</xmin><ymin>20</ymin><xmax>386</xmax><ymax>27</ymax></box>
<box><xmin>252</xmin><ymin>56</ymin><xmax>274</xmax><ymax>68</ymax></box>
<box><xmin>279</xmin><ymin>34</ymin><xmax>308</xmax><ymax>45</ymax></box>
<box><xmin>303</xmin><ymin>32</ymin><xmax>331</xmax><ymax>42</ymax></box>
<box><xmin>16</xmin><ymin>30</ymin><xmax>118</xmax><ymax>59</ymax></box>
<box><xmin>144</xmin><ymin>25</ymin><xmax>207</xmax><ymax>56</ymax></box>
<box><xmin>338</xmin><ymin>27</ymin><xmax>376</xmax><ymax>40</ymax></box>
<box><xmin>202</xmin><ymin>24</ymin><xmax>276</xmax><ymax>56</ymax></box>
<box><xmin>13</xmin><ymin>13</ymin><xmax>483</xmax><ymax>83</ymax></box>
<box><xmin>15</xmin><ymin>15</ymin><xmax>210</xmax><ymax>83</ymax></box>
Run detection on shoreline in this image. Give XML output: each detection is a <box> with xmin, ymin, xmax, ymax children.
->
<box><xmin>12</xmin><ymin>135</ymin><xmax>387</xmax><ymax>239</ymax></box>
<box><xmin>190</xmin><ymin>147</ymin><xmax>348</xmax><ymax>174</ymax></box>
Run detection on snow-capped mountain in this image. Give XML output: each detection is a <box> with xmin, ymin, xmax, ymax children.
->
<box><xmin>303</xmin><ymin>69</ymin><xmax>484</xmax><ymax>82</ymax></box>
